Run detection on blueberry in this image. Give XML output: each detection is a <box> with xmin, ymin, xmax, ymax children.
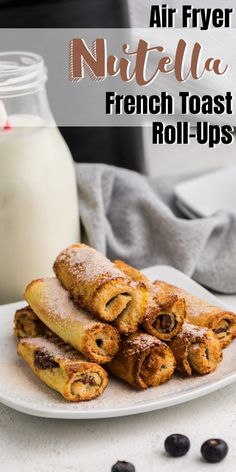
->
<box><xmin>201</xmin><ymin>439</ymin><xmax>228</xmax><ymax>463</ymax></box>
<box><xmin>111</xmin><ymin>461</ymin><xmax>135</xmax><ymax>472</ymax></box>
<box><xmin>164</xmin><ymin>434</ymin><xmax>190</xmax><ymax>457</ymax></box>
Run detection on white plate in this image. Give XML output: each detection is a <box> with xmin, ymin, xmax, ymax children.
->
<box><xmin>1</xmin><ymin>265</ymin><xmax>236</xmax><ymax>419</ymax></box>
<box><xmin>175</xmin><ymin>166</ymin><xmax>236</xmax><ymax>218</ymax></box>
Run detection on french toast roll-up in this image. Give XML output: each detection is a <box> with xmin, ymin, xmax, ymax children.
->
<box><xmin>170</xmin><ymin>322</ymin><xmax>222</xmax><ymax>376</ymax></box>
<box><xmin>143</xmin><ymin>285</ymin><xmax>186</xmax><ymax>341</ymax></box>
<box><xmin>154</xmin><ymin>281</ymin><xmax>236</xmax><ymax>349</ymax></box>
<box><xmin>17</xmin><ymin>335</ymin><xmax>108</xmax><ymax>402</ymax></box>
<box><xmin>114</xmin><ymin>260</ymin><xmax>186</xmax><ymax>341</ymax></box>
<box><xmin>14</xmin><ymin>306</ymin><xmax>46</xmax><ymax>338</ymax></box>
<box><xmin>107</xmin><ymin>332</ymin><xmax>176</xmax><ymax>389</ymax></box>
<box><xmin>53</xmin><ymin>244</ymin><xmax>149</xmax><ymax>336</ymax></box>
<box><xmin>24</xmin><ymin>278</ymin><xmax>120</xmax><ymax>364</ymax></box>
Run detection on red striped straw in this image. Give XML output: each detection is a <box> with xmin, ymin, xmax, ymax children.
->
<box><xmin>0</xmin><ymin>100</ymin><xmax>11</xmax><ymax>131</ymax></box>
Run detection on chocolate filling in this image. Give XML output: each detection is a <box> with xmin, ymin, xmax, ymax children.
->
<box><xmin>80</xmin><ymin>374</ymin><xmax>97</xmax><ymax>386</ymax></box>
<box><xmin>105</xmin><ymin>293</ymin><xmax>131</xmax><ymax>311</ymax></box>
<box><xmin>155</xmin><ymin>314</ymin><xmax>176</xmax><ymax>333</ymax></box>
<box><xmin>214</xmin><ymin>319</ymin><xmax>231</xmax><ymax>337</ymax></box>
<box><xmin>18</xmin><ymin>316</ymin><xmax>34</xmax><ymax>336</ymax></box>
<box><xmin>34</xmin><ymin>350</ymin><xmax>59</xmax><ymax>370</ymax></box>
<box><xmin>96</xmin><ymin>339</ymin><xmax>103</xmax><ymax>348</ymax></box>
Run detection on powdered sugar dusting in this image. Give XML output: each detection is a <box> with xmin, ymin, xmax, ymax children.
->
<box><xmin>22</xmin><ymin>335</ymin><xmax>86</xmax><ymax>362</ymax></box>
<box><xmin>178</xmin><ymin>322</ymin><xmax>209</xmax><ymax>340</ymax></box>
<box><xmin>40</xmin><ymin>278</ymin><xmax>100</xmax><ymax>326</ymax></box>
<box><xmin>123</xmin><ymin>332</ymin><xmax>162</xmax><ymax>357</ymax></box>
<box><xmin>55</xmin><ymin>245</ymin><xmax>126</xmax><ymax>282</ymax></box>
<box><xmin>6</xmin><ymin>340</ymin><xmax>236</xmax><ymax>413</ymax></box>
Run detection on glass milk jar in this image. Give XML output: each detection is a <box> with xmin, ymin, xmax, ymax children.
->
<box><xmin>0</xmin><ymin>52</ymin><xmax>80</xmax><ymax>304</ymax></box>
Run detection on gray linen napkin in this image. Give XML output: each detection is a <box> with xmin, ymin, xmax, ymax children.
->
<box><xmin>75</xmin><ymin>163</ymin><xmax>236</xmax><ymax>294</ymax></box>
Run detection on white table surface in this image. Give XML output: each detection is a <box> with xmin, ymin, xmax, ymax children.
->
<box><xmin>1</xmin><ymin>294</ymin><xmax>236</xmax><ymax>472</ymax></box>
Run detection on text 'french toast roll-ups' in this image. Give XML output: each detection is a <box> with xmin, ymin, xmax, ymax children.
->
<box><xmin>114</xmin><ymin>260</ymin><xmax>185</xmax><ymax>341</ymax></box>
<box><xmin>107</xmin><ymin>332</ymin><xmax>176</xmax><ymax>389</ymax></box>
<box><xmin>170</xmin><ymin>323</ymin><xmax>222</xmax><ymax>376</ymax></box>
<box><xmin>53</xmin><ymin>244</ymin><xmax>149</xmax><ymax>335</ymax></box>
<box><xmin>17</xmin><ymin>335</ymin><xmax>108</xmax><ymax>402</ymax></box>
<box><xmin>14</xmin><ymin>306</ymin><xmax>47</xmax><ymax>339</ymax></box>
<box><xmin>155</xmin><ymin>281</ymin><xmax>236</xmax><ymax>349</ymax></box>
<box><xmin>24</xmin><ymin>278</ymin><xmax>120</xmax><ymax>364</ymax></box>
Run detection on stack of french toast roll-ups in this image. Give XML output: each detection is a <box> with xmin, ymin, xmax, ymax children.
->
<box><xmin>14</xmin><ymin>244</ymin><xmax>236</xmax><ymax>402</ymax></box>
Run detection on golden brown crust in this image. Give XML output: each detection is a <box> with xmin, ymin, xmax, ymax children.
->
<box><xmin>112</xmin><ymin>282</ymin><xmax>149</xmax><ymax>336</ymax></box>
<box><xmin>24</xmin><ymin>277</ymin><xmax>120</xmax><ymax>364</ymax></box>
<box><xmin>113</xmin><ymin>261</ymin><xmax>186</xmax><ymax>341</ymax></box>
<box><xmin>107</xmin><ymin>332</ymin><xmax>176</xmax><ymax>389</ymax></box>
<box><xmin>170</xmin><ymin>322</ymin><xmax>222</xmax><ymax>376</ymax></box>
<box><xmin>53</xmin><ymin>245</ymin><xmax>149</xmax><ymax>335</ymax></box>
<box><xmin>53</xmin><ymin>244</ymin><xmax>131</xmax><ymax>321</ymax></box>
<box><xmin>14</xmin><ymin>306</ymin><xmax>46</xmax><ymax>338</ymax></box>
<box><xmin>155</xmin><ymin>281</ymin><xmax>236</xmax><ymax>348</ymax></box>
<box><xmin>17</xmin><ymin>334</ymin><xmax>108</xmax><ymax>402</ymax></box>
<box><xmin>143</xmin><ymin>285</ymin><xmax>186</xmax><ymax>341</ymax></box>
<box><xmin>114</xmin><ymin>260</ymin><xmax>150</xmax><ymax>285</ymax></box>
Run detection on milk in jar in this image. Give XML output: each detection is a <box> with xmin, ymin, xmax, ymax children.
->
<box><xmin>0</xmin><ymin>52</ymin><xmax>79</xmax><ymax>303</ymax></box>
